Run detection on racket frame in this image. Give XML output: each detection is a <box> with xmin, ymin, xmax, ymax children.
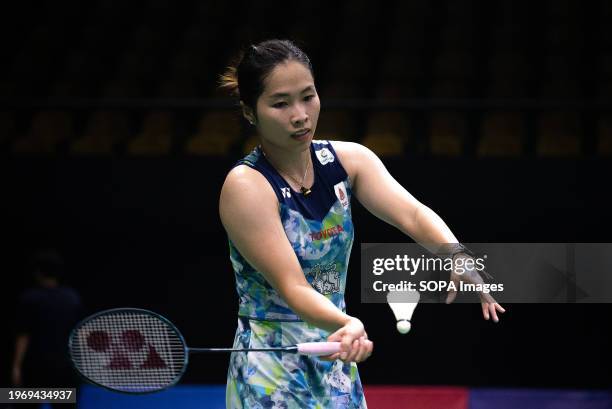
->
<box><xmin>68</xmin><ymin>307</ymin><xmax>190</xmax><ymax>395</ymax></box>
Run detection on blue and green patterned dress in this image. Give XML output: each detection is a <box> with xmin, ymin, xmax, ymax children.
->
<box><xmin>226</xmin><ymin>141</ymin><xmax>367</xmax><ymax>408</ymax></box>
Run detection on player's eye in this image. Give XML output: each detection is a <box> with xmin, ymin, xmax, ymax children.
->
<box><xmin>304</xmin><ymin>95</ymin><xmax>315</xmax><ymax>101</ymax></box>
<box><xmin>272</xmin><ymin>101</ymin><xmax>288</xmax><ymax>108</ymax></box>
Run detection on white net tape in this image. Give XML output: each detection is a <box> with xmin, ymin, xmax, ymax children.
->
<box><xmin>70</xmin><ymin>311</ymin><xmax>186</xmax><ymax>393</ymax></box>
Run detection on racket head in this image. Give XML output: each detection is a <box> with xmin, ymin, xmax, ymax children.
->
<box><xmin>68</xmin><ymin>308</ymin><xmax>189</xmax><ymax>394</ymax></box>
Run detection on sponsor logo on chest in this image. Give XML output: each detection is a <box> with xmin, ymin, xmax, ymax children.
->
<box><xmin>316</xmin><ymin>147</ymin><xmax>334</xmax><ymax>165</ymax></box>
<box><xmin>310</xmin><ymin>224</ymin><xmax>344</xmax><ymax>241</ymax></box>
<box><xmin>334</xmin><ymin>182</ymin><xmax>349</xmax><ymax>210</ymax></box>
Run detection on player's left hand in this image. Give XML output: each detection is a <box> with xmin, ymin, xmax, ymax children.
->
<box><xmin>445</xmin><ymin>254</ymin><xmax>506</xmax><ymax>322</ymax></box>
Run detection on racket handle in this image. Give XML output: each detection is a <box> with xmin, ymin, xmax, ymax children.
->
<box><xmin>296</xmin><ymin>342</ymin><xmax>342</xmax><ymax>356</ymax></box>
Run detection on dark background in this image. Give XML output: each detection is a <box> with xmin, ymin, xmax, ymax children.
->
<box><xmin>2</xmin><ymin>0</ymin><xmax>611</xmax><ymax>391</ymax></box>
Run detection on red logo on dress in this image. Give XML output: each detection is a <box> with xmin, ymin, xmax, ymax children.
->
<box><xmin>310</xmin><ymin>224</ymin><xmax>344</xmax><ymax>241</ymax></box>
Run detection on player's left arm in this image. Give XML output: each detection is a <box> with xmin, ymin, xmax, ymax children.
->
<box><xmin>332</xmin><ymin>141</ymin><xmax>505</xmax><ymax>322</ymax></box>
<box><xmin>332</xmin><ymin>141</ymin><xmax>456</xmax><ymax>248</ymax></box>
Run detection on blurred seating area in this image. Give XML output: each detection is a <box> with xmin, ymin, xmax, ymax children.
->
<box><xmin>0</xmin><ymin>0</ymin><xmax>610</xmax><ymax>157</ymax></box>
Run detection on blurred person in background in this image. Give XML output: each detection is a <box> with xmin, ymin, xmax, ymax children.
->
<box><xmin>12</xmin><ymin>249</ymin><xmax>83</xmax><ymax>408</ymax></box>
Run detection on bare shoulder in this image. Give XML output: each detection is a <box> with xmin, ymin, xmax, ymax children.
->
<box><xmin>329</xmin><ymin>140</ymin><xmax>374</xmax><ymax>160</ymax></box>
<box><xmin>329</xmin><ymin>140</ymin><xmax>376</xmax><ymax>179</ymax></box>
<box><xmin>220</xmin><ymin>165</ymin><xmax>277</xmax><ymax>215</ymax></box>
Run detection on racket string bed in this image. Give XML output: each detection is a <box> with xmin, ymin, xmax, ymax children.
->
<box><xmin>69</xmin><ymin>308</ymin><xmax>341</xmax><ymax>394</ymax></box>
<box><xmin>70</xmin><ymin>311</ymin><xmax>186</xmax><ymax>393</ymax></box>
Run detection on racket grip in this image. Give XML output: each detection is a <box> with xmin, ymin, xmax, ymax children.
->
<box><xmin>296</xmin><ymin>342</ymin><xmax>342</xmax><ymax>356</ymax></box>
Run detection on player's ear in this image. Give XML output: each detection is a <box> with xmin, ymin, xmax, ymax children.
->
<box><xmin>240</xmin><ymin>101</ymin><xmax>256</xmax><ymax>126</ymax></box>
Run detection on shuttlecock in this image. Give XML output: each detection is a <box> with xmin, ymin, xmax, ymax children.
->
<box><xmin>387</xmin><ymin>290</ymin><xmax>420</xmax><ymax>334</ymax></box>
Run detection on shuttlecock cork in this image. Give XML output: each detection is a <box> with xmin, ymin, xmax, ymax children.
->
<box><xmin>387</xmin><ymin>290</ymin><xmax>420</xmax><ymax>334</ymax></box>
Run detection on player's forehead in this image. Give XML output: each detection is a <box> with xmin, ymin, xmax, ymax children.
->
<box><xmin>261</xmin><ymin>60</ymin><xmax>315</xmax><ymax>99</ymax></box>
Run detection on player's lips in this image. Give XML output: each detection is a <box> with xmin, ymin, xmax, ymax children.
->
<box><xmin>292</xmin><ymin>128</ymin><xmax>310</xmax><ymax>136</ymax></box>
<box><xmin>291</xmin><ymin>128</ymin><xmax>311</xmax><ymax>140</ymax></box>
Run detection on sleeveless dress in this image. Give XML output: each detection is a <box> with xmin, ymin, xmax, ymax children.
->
<box><xmin>225</xmin><ymin>141</ymin><xmax>367</xmax><ymax>408</ymax></box>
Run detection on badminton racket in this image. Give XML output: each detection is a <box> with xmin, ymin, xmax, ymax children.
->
<box><xmin>68</xmin><ymin>308</ymin><xmax>341</xmax><ymax>394</ymax></box>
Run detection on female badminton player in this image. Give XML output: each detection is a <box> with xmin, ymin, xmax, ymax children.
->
<box><xmin>219</xmin><ymin>39</ymin><xmax>505</xmax><ymax>408</ymax></box>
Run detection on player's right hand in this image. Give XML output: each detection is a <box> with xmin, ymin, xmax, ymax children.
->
<box><xmin>321</xmin><ymin>317</ymin><xmax>373</xmax><ymax>363</ymax></box>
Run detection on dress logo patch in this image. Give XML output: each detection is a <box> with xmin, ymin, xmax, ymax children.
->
<box><xmin>308</xmin><ymin>263</ymin><xmax>340</xmax><ymax>295</ymax></box>
<box><xmin>281</xmin><ymin>187</ymin><xmax>291</xmax><ymax>198</ymax></box>
<box><xmin>315</xmin><ymin>147</ymin><xmax>334</xmax><ymax>165</ymax></box>
<box><xmin>334</xmin><ymin>182</ymin><xmax>349</xmax><ymax>210</ymax></box>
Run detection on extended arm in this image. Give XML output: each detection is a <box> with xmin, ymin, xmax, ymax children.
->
<box><xmin>333</xmin><ymin>141</ymin><xmax>505</xmax><ymax>321</ymax></box>
<box><xmin>334</xmin><ymin>141</ymin><xmax>457</xmax><ymax>254</ymax></box>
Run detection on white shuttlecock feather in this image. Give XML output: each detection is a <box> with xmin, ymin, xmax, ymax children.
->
<box><xmin>387</xmin><ymin>290</ymin><xmax>420</xmax><ymax>334</ymax></box>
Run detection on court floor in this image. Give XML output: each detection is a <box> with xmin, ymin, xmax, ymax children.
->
<box><xmin>54</xmin><ymin>384</ymin><xmax>612</xmax><ymax>409</ymax></box>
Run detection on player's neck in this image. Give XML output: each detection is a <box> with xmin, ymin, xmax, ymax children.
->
<box><xmin>260</xmin><ymin>141</ymin><xmax>312</xmax><ymax>177</ymax></box>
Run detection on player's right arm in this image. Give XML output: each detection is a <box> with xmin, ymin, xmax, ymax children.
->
<box><xmin>219</xmin><ymin>165</ymin><xmax>372</xmax><ymax>362</ymax></box>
